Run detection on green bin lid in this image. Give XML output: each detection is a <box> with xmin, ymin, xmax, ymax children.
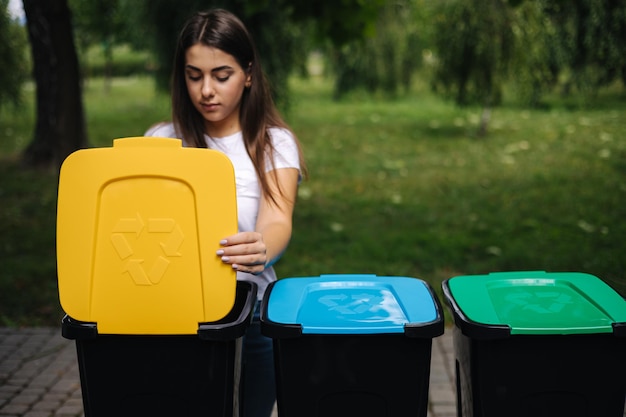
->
<box><xmin>445</xmin><ymin>271</ymin><xmax>626</xmax><ymax>336</ymax></box>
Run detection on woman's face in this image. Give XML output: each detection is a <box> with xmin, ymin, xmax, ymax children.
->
<box><xmin>184</xmin><ymin>44</ymin><xmax>251</xmax><ymax>138</ymax></box>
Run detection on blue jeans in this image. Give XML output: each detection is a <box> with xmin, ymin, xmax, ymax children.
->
<box><xmin>242</xmin><ymin>301</ymin><xmax>276</xmax><ymax>417</ymax></box>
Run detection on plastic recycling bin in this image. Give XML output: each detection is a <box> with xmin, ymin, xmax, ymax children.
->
<box><xmin>442</xmin><ymin>271</ymin><xmax>626</xmax><ymax>417</ymax></box>
<box><xmin>62</xmin><ymin>280</ymin><xmax>257</xmax><ymax>417</ymax></box>
<box><xmin>260</xmin><ymin>274</ymin><xmax>444</xmax><ymax>417</ymax></box>
<box><xmin>57</xmin><ymin>137</ymin><xmax>251</xmax><ymax>417</ymax></box>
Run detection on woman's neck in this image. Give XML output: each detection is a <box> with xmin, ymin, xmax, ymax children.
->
<box><xmin>204</xmin><ymin>116</ymin><xmax>241</xmax><ymax>139</ymax></box>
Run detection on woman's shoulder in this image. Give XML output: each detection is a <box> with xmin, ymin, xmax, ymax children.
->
<box><xmin>266</xmin><ymin>127</ymin><xmax>301</xmax><ymax>171</ymax></box>
<box><xmin>267</xmin><ymin>126</ymin><xmax>297</xmax><ymax>146</ymax></box>
<box><xmin>144</xmin><ymin>122</ymin><xmax>178</xmax><ymax>138</ymax></box>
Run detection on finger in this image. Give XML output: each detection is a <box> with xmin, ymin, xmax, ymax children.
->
<box><xmin>221</xmin><ymin>253</ymin><xmax>266</xmax><ymax>268</ymax></box>
<box><xmin>220</xmin><ymin>232</ymin><xmax>261</xmax><ymax>246</ymax></box>
<box><xmin>232</xmin><ymin>263</ymin><xmax>265</xmax><ymax>276</ymax></box>
<box><xmin>217</xmin><ymin>243</ymin><xmax>265</xmax><ymax>258</ymax></box>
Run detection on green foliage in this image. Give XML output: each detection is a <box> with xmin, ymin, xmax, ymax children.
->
<box><xmin>62</xmin><ymin>0</ymin><xmax>626</xmax><ymax>109</ymax></box>
<box><xmin>0</xmin><ymin>159</ymin><xmax>60</xmax><ymax>326</ymax></box>
<box><xmin>0</xmin><ymin>0</ymin><xmax>29</xmax><ymax>110</ymax></box>
<box><xmin>82</xmin><ymin>44</ymin><xmax>155</xmax><ymax>78</ymax></box>
<box><xmin>137</xmin><ymin>0</ymin><xmax>207</xmax><ymax>91</ymax></box>
<box><xmin>431</xmin><ymin>0</ymin><xmax>515</xmax><ymax>107</ymax></box>
<box><xmin>81</xmin><ymin>77</ymin><xmax>170</xmax><ymax>146</ymax></box>
<box><xmin>430</xmin><ymin>0</ymin><xmax>626</xmax><ymax>108</ymax></box>
<box><xmin>236</xmin><ymin>3</ymin><xmax>302</xmax><ymax>109</ymax></box>
<box><xmin>542</xmin><ymin>0</ymin><xmax>626</xmax><ymax>93</ymax></box>
<box><xmin>1</xmin><ymin>76</ymin><xmax>625</xmax><ymax>326</ymax></box>
<box><xmin>289</xmin><ymin>0</ymin><xmax>386</xmax><ymax>47</ymax></box>
<box><xmin>509</xmin><ymin>1</ymin><xmax>561</xmax><ymax>106</ymax></box>
<box><xmin>100</xmin><ymin>0</ymin><xmax>388</xmax><ymax>108</ymax></box>
<box><xmin>329</xmin><ymin>0</ymin><xmax>626</xmax><ymax>106</ymax></box>
<box><xmin>70</xmin><ymin>0</ymin><xmax>131</xmax><ymax>84</ymax></box>
<box><xmin>125</xmin><ymin>0</ymin><xmax>305</xmax><ymax>109</ymax></box>
<box><xmin>331</xmin><ymin>0</ymin><xmax>425</xmax><ymax>99</ymax></box>
<box><xmin>70</xmin><ymin>0</ymin><xmax>125</xmax><ymax>46</ymax></box>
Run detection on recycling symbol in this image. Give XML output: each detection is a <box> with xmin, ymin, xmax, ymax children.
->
<box><xmin>318</xmin><ymin>293</ymin><xmax>384</xmax><ymax>315</ymax></box>
<box><xmin>505</xmin><ymin>290</ymin><xmax>573</xmax><ymax>314</ymax></box>
<box><xmin>110</xmin><ymin>213</ymin><xmax>184</xmax><ymax>285</ymax></box>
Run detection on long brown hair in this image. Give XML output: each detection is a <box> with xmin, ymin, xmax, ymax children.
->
<box><xmin>171</xmin><ymin>9</ymin><xmax>306</xmax><ymax>204</ymax></box>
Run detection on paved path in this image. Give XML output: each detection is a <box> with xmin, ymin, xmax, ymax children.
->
<box><xmin>0</xmin><ymin>327</ymin><xmax>456</xmax><ymax>417</ymax></box>
<box><xmin>0</xmin><ymin>328</ymin><xmax>84</xmax><ymax>417</ymax></box>
<box><xmin>1</xmin><ymin>327</ymin><xmax>622</xmax><ymax>417</ymax></box>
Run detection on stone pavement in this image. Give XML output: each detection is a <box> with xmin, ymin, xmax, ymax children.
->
<box><xmin>2</xmin><ymin>326</ymin><xmax>622</xmax><ymax>417</ymax></box>
<box><xmin>0</xmin><ymin>328</ymin><xmax>83</xmax><ymax>417</ymax></box>
<box><xmin>0</xmin><ymin>327</ymin><xmax>456</xmax><ymax>417</ymax></box>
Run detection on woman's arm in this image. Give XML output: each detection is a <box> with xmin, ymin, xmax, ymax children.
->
<box><xmin>216</xmin><ymin>167</ymin><xmax>300</xmax><ymax>275</ymax></box>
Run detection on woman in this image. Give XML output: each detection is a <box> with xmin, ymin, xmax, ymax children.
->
<box><xmin>145</xmin><ymin>9</ymin><xmax>306</xmax><ymax>417</ymax></box>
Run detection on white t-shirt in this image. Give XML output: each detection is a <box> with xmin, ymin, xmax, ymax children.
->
<box><xmin>145</xmin><ymin>122</ymin><xmax>301</xmax><ymax>299</ymax></box>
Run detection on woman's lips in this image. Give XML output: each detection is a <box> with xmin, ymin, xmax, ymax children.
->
<box><xmin>201</xmin><ymin>102</ymin><xmax>219</xmax><ymax>111</ymax></box>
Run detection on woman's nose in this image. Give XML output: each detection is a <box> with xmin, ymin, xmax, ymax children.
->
<box><xmin>201</xmin><ymin>78</ymin><xmax>215</xmax><ymax>98</ymax></box>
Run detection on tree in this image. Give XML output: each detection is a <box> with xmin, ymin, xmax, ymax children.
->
<box><xmin>431</xmin><ymin>0</ymin><xmax>516</xmax><ymax>136</ymax></box>
<box><xmin>70</xmin><ymin>0</ymin><xmax>125</xmax><ymax>92</ymax></box>
<box><xmin>22</xmin><ymin>0</ymin><xmax>87</xmax><ymax>169</ymax></box>
<box><xmin>542</xmin><ymin>0</ymin><xmax>626</xmax><ymax>94</ymax></box>
<box><xmin>502</xmin><ymin>0</ymin><xmax>626</xmax><ymax>105</ymax></box>
<box><xmin>0</xmin><ymin>0</ymin><xmax>29</xmax><ymax>111</ymax></box>
<box><xmin>508</xmin><ymin>0</ymin><xmax>562</xmax><ymax>106</ymax></box>
<box><xmin>430</xmin><ymin>0</ymin><xmax>625</xmax><ymax>113</ymax></box>
<box><xmin>331</xmin><ymin>0</ymin><xmax>425</xmax><ymax>99</ymax></box>
<box><xmin>132</xmin><ymin>0</ymin><xmax>386</xmax><ymax>108</ymax></box>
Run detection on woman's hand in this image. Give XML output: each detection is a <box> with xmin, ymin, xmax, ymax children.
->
<box><xmin>217</xmin><ymin>167</ymin><xmax>300</xmax><ymax>276</ymax></box>
<box><xmin>216</xmin><ymin>232</ymin><xmax>267</xmax><ymax>275</ymax></box>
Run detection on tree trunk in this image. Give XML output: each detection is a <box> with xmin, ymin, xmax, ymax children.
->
<box><xmin>22</xmin><ymin>0</ymin><xmax>87</xmax><ymax>169</ymax></box>
<box><xmin>477</xmin><ymin>105</ymin><xmax>491</xmax><ymax>138</ymax></box>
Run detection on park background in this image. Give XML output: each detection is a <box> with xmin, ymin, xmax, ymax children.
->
<box><xmin>1</xmin><ymin>0</ymin><xmax>625</xmax><ymax>326</ymax></box>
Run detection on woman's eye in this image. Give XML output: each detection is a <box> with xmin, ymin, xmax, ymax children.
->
<box><xmin>216</xmin><ymin>75</ymin><xmax>230</xmax><ymax>82</ymax></box>
<box><xmin>187</xmin><ymin>75</ymin><xmax>201</xmax><ymax>82</ymax></box>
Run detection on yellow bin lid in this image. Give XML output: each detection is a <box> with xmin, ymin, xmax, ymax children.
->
<box><xmin>57</xmin><ymin>137</ymin><xmax>237</xmax><ymax>335</ymax></box>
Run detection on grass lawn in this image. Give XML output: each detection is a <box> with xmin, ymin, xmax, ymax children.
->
<box><xmin>1</xmin><ymin>75</ymin><xmax>625</xmax><ymax>326</ymax></box>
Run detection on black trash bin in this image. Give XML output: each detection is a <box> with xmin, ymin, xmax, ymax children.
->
<box><xmin>261</xmin><ymin>274</ymin><xmax>444</xmax><ymax>417</ymax></box>
<box><xmin>56</xmin><ymin>137</ymin><xmax>251</xmax><ymax>417</ymax></box>
<box><xmin>62</xmin><ymin>280</ymin><xmax>257</xmax><ymax>417</ymax></box>
<box><xmin>442</xmin><ymin>271</ymin><xmax>626</xmax><ymax>417</ymax></box>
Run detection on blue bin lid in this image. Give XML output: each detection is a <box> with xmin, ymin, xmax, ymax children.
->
<box><xmin>264</xmin><ymin>274</ymin><xmax>442</xmax><ymax>336</ymax></box>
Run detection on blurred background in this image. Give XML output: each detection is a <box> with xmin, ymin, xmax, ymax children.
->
<box><xmin>1</xmin><ymin>0</ymin><xmax>625</xmax><ymax>326</ymax></box>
